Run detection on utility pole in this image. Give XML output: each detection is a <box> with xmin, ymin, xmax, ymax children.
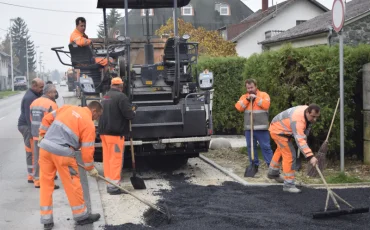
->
<box><xmin>25</xmin><ymin>37</ymin><xmax>29</xmax><ymax>87</ymax></box>
<box><xmin>10</xmin><ymin>19</ymin><xmax>15</xmax><ymax>91</ymax></box>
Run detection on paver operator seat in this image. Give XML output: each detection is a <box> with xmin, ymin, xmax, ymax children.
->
<box><xmin>68</xmin><ymin>42</ymin><xmax>107</xmax><ymax>96</ymax></box>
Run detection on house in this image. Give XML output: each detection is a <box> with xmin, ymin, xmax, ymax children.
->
<box><xmin>114</xmin><ymin>0</ymin><xmax>254</xmax><ymax>39</ymax></box>
<box><xmin>260</xmin><ymin>0</ymin><xmax>370</xmax><ymax>50</ymax></box>
<box><xmin>0</xmin><ymin>51</ymin><xmax>10</xmax><ymax>91</ymax></box>
<box><xmin>219</xmin><ymin>0</ymin><xmax>328</xmax><ymax>58</ymax></box>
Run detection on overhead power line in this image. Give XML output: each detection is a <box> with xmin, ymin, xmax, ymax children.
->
<box><xmin>0</xmin><ymin>1</ymin><xmax>102</xmax><ymax>14</ymax></box>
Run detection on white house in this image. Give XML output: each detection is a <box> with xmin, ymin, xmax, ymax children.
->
<box><xmin>259</xmin><ymin>0</ymin><xmax>370</xmax><ymax>50</ymax></box>
<box><xmin>219</xmin><ymin>0</ymin><xmax>328</xmax><ymax>58</ymax></box>
<box><xmin>0</xmin><ymin>51</ymin><xmax>10</xmax><ymax>91</ymax></box>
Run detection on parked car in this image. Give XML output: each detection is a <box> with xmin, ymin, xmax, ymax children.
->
<box><xmin>60</xmin><ymin>80</ymin><xmax>67</xmax><ymax>86</ymax></box>
<box><xmin>14</xmin><ymin>76</ymin><xmax>28</xmax><ymax>90</ymax></box>
<box><xmin>53</xmin><ymin>81</ymin><xmax>58</xmax><ymax>85</ymax></box>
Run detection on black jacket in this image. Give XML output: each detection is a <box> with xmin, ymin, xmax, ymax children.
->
<box><xmin>98</xmin><ymin>88</ymin><xmax>135</xmax><ymax>136</ymax></box>
<box><xmin>18</xmin><ymin>89</ymin><xmax>41</xmax><ymax>127</ymax></box>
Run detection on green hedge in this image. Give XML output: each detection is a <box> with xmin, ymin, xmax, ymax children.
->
<box><xmin>195</xmin><ymin>56</ymin><xmax>246</xmax><ymax>133</ymax></box>
<box><xmin>196</xmin><ymin>44</ymin><xmax>370</xmax><ymax>157</ymax></box>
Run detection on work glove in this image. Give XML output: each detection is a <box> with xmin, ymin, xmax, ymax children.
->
<box><xmin>87</xmin><ymin>168</ymin><xmax>99</xmax><ymax>178</ymax></box>
<box><xmin>38</xmin><ymin>135</ymin><xmax>44</xmax><ymax>145</ymax></box>
<box><xmin>309</xmin><ymin>156</ymin><xmax>318</xmax><ymax>167</ymax></box>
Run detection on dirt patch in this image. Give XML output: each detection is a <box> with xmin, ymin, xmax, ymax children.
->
<box><xmin>104</xmin><ymin>175</ymin><xmax>370</xmax><ymax>230</ymax></box>
<box><xmin>202</xmin><ymin>148</ymin><xmax>370</xmax><ymax>185</ymax></box>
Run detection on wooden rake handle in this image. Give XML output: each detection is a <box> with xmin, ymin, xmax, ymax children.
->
<box><xmin>77</xmin><ymin>163</ymin><xmax>165</xmax><ymax>214</ymax></box>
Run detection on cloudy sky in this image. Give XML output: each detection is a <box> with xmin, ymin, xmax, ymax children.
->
<box><xmin>0</xmin><ymin>0</ymin><xmax>350</xmax><ymax>72</ymax></box>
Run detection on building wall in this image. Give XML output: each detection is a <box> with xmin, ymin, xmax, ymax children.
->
<box><xmin>236</xmin><ymin>0</ymin><xmax>326</xmax><ymax>58</ymax></box>
<box><xmin>0</xmin><ymin>55</ymin><xmax>10</xmax><ymax>91</ymax></box>
<box><xmin>267</xmin><ymin>34</ymin><xmax>328</xmax><ymax>51</ymax></box>
<box><xmin>331</xmin><ymin>14</ymin><xmax>370</xmax><ymax>46</ymax></box>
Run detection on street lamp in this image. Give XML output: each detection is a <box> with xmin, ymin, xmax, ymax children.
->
<box><xmin>25</xmin><ymin>36</ymin><xmax>29</xmax><ymax>88</ymax></box>
<box><xmin>10</xmin><ymin>18</ymin><xmax>15</xmax><ymax>91</ymax></box>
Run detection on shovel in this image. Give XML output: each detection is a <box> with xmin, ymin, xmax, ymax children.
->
<box><xmin>129</xmin><ymin>120</ymin><xmax>146</xmax><ymax>190</ymax></box>
<box><xmin>244</xmin><ymin>99</ymin><xmax>258</xmax><ymax>177</ymax></box>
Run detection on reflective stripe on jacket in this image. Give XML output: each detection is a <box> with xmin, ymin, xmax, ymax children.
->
<box><xmin>235</xmin><ymin>89</ymin><xmax>270</xmax><ymax>130</ymax></box>
<box><xmin>39</xmin><ymin>105</ymin><xmax>96</xmax><ymax>170</ymax></box>
<box><xmin>30</xmin><ymin>96</ymin><xmax>58</xmax><ymax>139</ymax></box>
<box><xmin>268</xmin><ymin>105</ymin><xmax>313</xmax><ymax>158</ymax></box>
<box><xmin>70</xmin><ymin>29</ymin><xmax>91</xmax><ymax>47</ymax></box>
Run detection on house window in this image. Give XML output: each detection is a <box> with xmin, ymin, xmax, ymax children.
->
<box><xmin>141</xmin><ymin>9</ymin><xmax>154</xmax><ymax>16</ymax></box>
<box><xmin>182</xmin><ymin>5</ymin><xmax>193</xmax><ymax>16</ymax></box>
<box><xmin>220</xmin><ymin>5</ymin><xmax>230</xmax><ymax>16</ymax></box>
<box><xmin>296</xmin><ymin>20</ymin><xmax>306</xmax><ymax>25</ymax></box>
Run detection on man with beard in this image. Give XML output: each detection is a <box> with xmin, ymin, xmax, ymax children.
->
<box><xmin>235</xmin><ymin>79</ymin><xmax>282</xmax><ymax>182</ymax></box>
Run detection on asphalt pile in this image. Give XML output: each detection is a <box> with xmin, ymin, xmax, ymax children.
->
<box><xmin>104</xmin><ymin>174</ymin><xmax>370</xmax><ymax>230</ymax></box>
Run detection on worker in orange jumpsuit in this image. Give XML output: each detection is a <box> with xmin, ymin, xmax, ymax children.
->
<box><xmin>268</xmin><ymin>104</ymin><xmax>320</xmax><ymax>193</ymax></box>
<box><xmin>70</xmin><ymin>17</ymin><xmax>112</xmax><ymax>68</ymax></box>
<box><xmin>38</xmin><ymin>101</ymin><xmax>103</xmax><ymax>229</ymax></box>
<box><xmin>235</xmin><ymin>79</ymin><xmax>283</xmax><ymax>182</ymax></box>
<box><xmin>30</xmin><ymin>84</ymin><xmax>60</xmax><ymax>189</ymax></box>
<box><xmin>98</xmin><ymin>77</ymin><xmax>136</xmax><ymax>195</ymax></box>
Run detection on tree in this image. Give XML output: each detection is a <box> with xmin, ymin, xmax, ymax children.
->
<box><xmin>10</xmin><ymin>17</ymin><xmax>37</xmax><ymax>74</ymax></box>
<box><xmin>155</xmin><ymin>18</ymin><xmax>236</xmax><ymax>57</ymax></box>
<box><xmin>0</xmin><ymin>33</ymin><xmax>20</xmax><ymax>70</ymax></box>
<box><xmin>97</xmin><ymin>9</ymin><xmax>122</xmax><ymax>38</ymax></box>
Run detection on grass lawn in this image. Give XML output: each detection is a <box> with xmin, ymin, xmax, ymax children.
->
<box><xmin>0</xmin><ymin>90</ymin><xmax>20</xmax><ymax>99</ymax></box>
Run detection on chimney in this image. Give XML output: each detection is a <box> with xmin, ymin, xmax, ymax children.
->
<box><xmin>262</xmin><ymin>0</ymin><xmax>268</xmax><ymax>11</ymax></box>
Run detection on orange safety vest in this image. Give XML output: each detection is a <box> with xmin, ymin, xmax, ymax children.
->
<box><xmin>70</xmin><ymin>29</ymin><xmax>91</xmax><ymax>47</ymax></box>
<box><xmin>269</xmin><ymin>105</ymin><xmax>313</xmax><ymax>158</ymax></box>
<box><xmin>235</xmin><ymin>89</ymin><xmax>270</xmax><ymax>130</ymax></box>
<box><xmin>39</xmin><ymin>105</ymin><xmax>96</xmax><ymax>170</ymax></box>
<box><xmin>30</xmin><ymin>96</ymin><xmax>58</xmax><ymax>139</ymax></box>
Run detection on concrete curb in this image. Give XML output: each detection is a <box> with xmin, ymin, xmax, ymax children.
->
<box><xmin>200</xmin><ymin>155</ymin><xmax>370</xmax><ymax>189</ymax></box>
<box><xmin>87</xmin><ymin>176</ymin><xmax>106</xmax><ymax>230</ymax></box>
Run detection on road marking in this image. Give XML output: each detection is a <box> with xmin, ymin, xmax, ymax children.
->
<box><xmin>0</xmin><ymin>117</ymin><xmax>5</xmax><ymax>121</ymax></box>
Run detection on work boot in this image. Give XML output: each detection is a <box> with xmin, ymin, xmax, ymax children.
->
<box><xmin>267</xmin><ymin>173</ymin><xmax>284</xmax><ymax>183</ymax></box>
<box><xmin>44</xmin><ymin>223</ymin><xmax>54</xmax><ymax>230</ymax></box>
<box><xmin>35</xmin><ymin>185</ymin><xmax>60</xmax><ymax>189</ymax></box>
<box><xmin>54</xmin><ymin>175</ymin><xmax>58</xmax><ymax>180</ymax></box>
<box><xmin>108</xmin><ymin>189</ymin><xmax>127</xmax><ymax>195</ymax></box>
<box><xmin>283</xmin><ymin>186</ymin><xmax>302</xmax><ymax>193</ymax></box>
<box><xmin>28</xmin><ymin>180</ymin><xmax>33</xmax><ymax>183</ymax></box>
<box><xmin>76</xmin><ymin>213</ymin><xmax>101</xmax><ymax>225</ymax></box>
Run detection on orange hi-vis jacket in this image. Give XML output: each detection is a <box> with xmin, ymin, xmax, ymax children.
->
<box><xmin>70</xmin><ymin>29</ymin><xmax>91</xmax><ymax>47</ymax></box>
<box><xmin>30</xmin><ymin>96</ymin><xmax>58</xmax><ymax>140</ymax></box>
<box><xmin>235</xmin><ymin>89</ymin><xmax>270</xmax><ymax>130</ymax></box>
<box><xmin>269</xmin><ymin>105</ymin><xmax>314</xmax><ymax>158</ymax></box>
<box><xmin>39</xmin><ymin>105</ymin><xmax>96</xmax><ymax>170</ymax></box>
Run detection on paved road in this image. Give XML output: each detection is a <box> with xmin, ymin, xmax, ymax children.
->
<box><xmin>0</xmin><ymin>86</ymin><xmax>93</xmax><ymax>230</ymax></box>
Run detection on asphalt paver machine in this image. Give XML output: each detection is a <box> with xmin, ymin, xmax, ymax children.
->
<box><xmin>52</xmin><ymin>0</ymin><xmax>214</xmax><ymax>166</ymax></box>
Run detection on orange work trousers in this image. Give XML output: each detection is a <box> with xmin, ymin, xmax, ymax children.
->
<box><xmin>39</xmin><ymin>148</ymin><xmax>89</xmax><ymax>224</ymax></box>
<box><xmin>100</xmin><ymin>135</ymin><xmax>124</xmax><ymax>192</ymax></box>
<box><xmin>269</xmin><ymin>133</ymin><xmax>296</xmax><ymax>186</ymax></box>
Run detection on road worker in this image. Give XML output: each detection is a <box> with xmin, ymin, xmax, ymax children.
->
<box><xmin>38</xmin><ymin>102</ymin><xmax>103</xmax><ymax>229</ymax></box>
<box><xmin>98</xmin><ymin>77</ymin><xmax>136</xmax><ymax>195</ymax></box>
<box><xmin>70</xmin><ymin>17</ymin><xmax>112</xmax><ymax>69</ymax></box>
<box><xmin>235</xmin><ymin>79</ymin><xmax>282</xmax><ymax>182</ymax></box>
<box><xmin>30</xmin><ymin>84</ymin><xmax>59</xmax><ymax>189</ymax></box>
<box><xmin>17</xmin><ymin>78</ymin><xmax>44</xmax><ymax>183</ymax></box>
<box><xmin>268</xmin><ymin>104</ymin><xmax>320</xmax><ymax>193</ymax></box>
